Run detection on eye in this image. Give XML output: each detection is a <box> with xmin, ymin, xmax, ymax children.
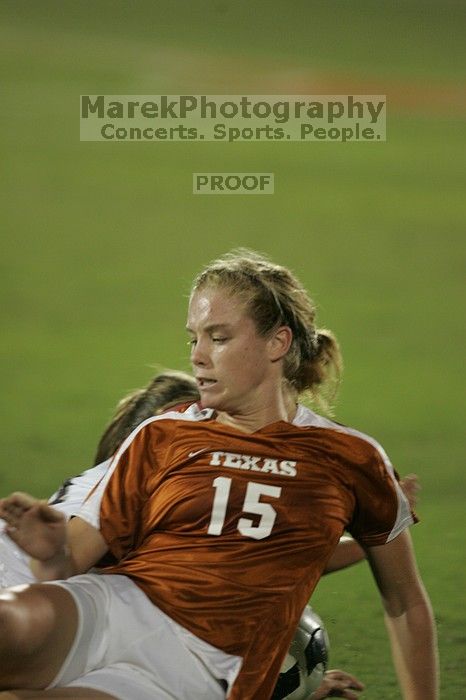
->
<box><xmin>187</xmin><ymin>338</ymin><xmax>197</xmax><ymax>347</ymax></box>
<box><xmin>212</xmin><ymin>336</ymin><xmax>227</xmax><ymax>343</ymax></box>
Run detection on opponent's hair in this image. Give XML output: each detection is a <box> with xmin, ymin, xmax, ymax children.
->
<box><xmin>191</xmin><ymin>248</ymin><xmax>342</xmax><ymax>412</ymax></box>
<box><xmin>94</xmin><ymin>370</ymin><xmax>199</xmax><ymax>464</ymax></box>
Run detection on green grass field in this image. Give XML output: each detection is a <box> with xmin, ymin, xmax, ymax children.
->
<box><xmin>1</xmin><ymin>2</ymin><xmax>465</xmax><ymax>697</ymax></box>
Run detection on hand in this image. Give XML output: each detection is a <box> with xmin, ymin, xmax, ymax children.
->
<box><xmin>0</xmin><ymin>491</ymin><xmax>67</xmax><ymax>561</ymax></box>
<box><xmin>311</xmin><ymin>669</ymin><xmax>365</xmax><ymax>699</ymax></box>
<box><xmin>399</xmin><ymin>473</ymin><xmax>420</xmax><ymax>510</ymax></box>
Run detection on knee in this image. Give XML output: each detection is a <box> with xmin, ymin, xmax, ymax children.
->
<box><xmin>0</xmin><ymin>588</ymin><xmax>53</xmax><ymax>656</ymax></box>
<box><xmin>0</xmin><ymin>600</ymin><xmax>26</xmax><ymax>656</ymax></box>
<box><xmin>0</xmin><ymin>595</ymin><xmax>29</xmax><ymax>654</ymax></box>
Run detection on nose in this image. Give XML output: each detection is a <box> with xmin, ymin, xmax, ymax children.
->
<box><xmin>190</xmin><ymin>337</ymin><xmax>209</xmax><ymax>368</ymax></box>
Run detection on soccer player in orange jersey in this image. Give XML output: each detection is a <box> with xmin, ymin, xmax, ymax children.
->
<box><xmin>0</xmin><ymin>370</ymin><xmax>366</xmax><ymax>700</ymax></box>
<box><xmin>0</xmin><ymin>249</ymin><xmax>438</xmax><ymax>700</ymax></box>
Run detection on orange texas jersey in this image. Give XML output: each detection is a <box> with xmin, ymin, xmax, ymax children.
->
<box><xmin>78</xmin><ymin>403</ymin><xmax>414</xmax><ymax>700</ymax></box>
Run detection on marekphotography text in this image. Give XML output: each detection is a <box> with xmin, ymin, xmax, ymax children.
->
<box><xmin>80</xmin><ymin>94</ymin><xmax>386</xmax><ymax>142</ymax></box>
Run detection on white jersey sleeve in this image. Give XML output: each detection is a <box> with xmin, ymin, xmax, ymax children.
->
<box><xmin>48</xmin><ymin>459</ymin><xmax>111</xmax><ymax>518</ymax></box>
<box><xmin>0</xmin><ymin>459</ymin><xmax>111</xmax><ymax>587</ymax></box>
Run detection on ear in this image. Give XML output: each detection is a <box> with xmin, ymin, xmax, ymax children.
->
<box><xmin>268</xmin><ymin>326</ymin><xmax>293</xmax><ymax>362</ymax></box>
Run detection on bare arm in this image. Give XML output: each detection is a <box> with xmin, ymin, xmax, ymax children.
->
<box><xmin>323</xmin><ymin>536</ymin><xmax>366</xmax><ymax>574</ymax></box>
<box><xmin>0</xmin><ymin>492</ymin><xmax>108</xmax><ymax>580</ymax></box>
<box><xmin>366</xmin><ymin>530</ymin><xmax>439</xmax><ymax>700</ymax></box>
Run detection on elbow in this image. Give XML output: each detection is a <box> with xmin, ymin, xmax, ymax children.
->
<box><xmin>384</xmin><ymin>586</ymin><xmax>435</xmax><ymax>624</ymax></box>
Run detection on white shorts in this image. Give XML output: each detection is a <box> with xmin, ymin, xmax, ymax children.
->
<box><xmin>47</xmin><ymin>573</ymin><xmax>241</xmax><ymax>700</ymax></box>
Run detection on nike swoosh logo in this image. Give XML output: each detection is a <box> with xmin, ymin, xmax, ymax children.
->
<box><xmin>188</xmin><ymin>449</ymin><xmax>206</xmax><ymax>459</ymax></box>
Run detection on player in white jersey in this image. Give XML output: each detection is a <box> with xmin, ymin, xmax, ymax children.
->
<box><xmin>0</xmin><ymin>249</ymin><xmax>437</xmax><ymax>699</ymax></box>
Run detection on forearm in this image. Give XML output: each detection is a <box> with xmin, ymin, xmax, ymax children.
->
<box><xmin>384</xmin><ymin>594</ymin><xmax>439</xmax><ymax>700</ymax></box>
<box><xmin>29</xmin><ymin>516</ymin><xmax>109</xmax><ymax>581</ymax></box>
<box><xmin>324</xmin><ymin>536</ymin><xmax>366</xmax><ymax>574</ymax></box>
<box><xmin>29</xmin><ymin>542</ymin><xmax>77</xmax><ymax>581</ymax></box>
<box><xmin>367</xmin><ymin>532</ymin><xmax>439</xmax><ymax>700</ymax></box>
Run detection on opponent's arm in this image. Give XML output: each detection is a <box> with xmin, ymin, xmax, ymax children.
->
<box><xmin>323</xmin><ymin>536</ymin><xmax>366</xmax><ymax>574</ymax></box>
<box><xmin>0</xmin><ymin>492</ymin><xmax>108</xmax><ymax>580</ymax></box>
<box><xmin>366</xmin><ymin>530</ymin><xmax>439</xmax><ymax>700</ymax></box>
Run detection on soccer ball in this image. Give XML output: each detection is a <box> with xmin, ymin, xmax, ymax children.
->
<box><xmin>272</xmin><ymin>606</ymin><xmax>329</xmax><ymax>700</ymax></box>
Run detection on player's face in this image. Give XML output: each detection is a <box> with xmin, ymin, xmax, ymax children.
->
<box><xmin>187</xmin><ymin>286</ymin><xmax>275</xmax><ymax>414</ymax></box>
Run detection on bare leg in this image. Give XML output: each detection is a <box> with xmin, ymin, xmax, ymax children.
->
<box><xmin>0</xmin><ymin>692</ymin><xmax>115</xmax><ymax>699</ymax></box>
<box><xmin>0</xmin><ymin>584</ymin><xmax>78</xmax><ymax>690</ymax></box>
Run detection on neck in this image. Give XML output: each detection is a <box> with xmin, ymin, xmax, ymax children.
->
<box><xmin>214</xmin><ymin>389</ymin><xmax>298</xmax><ymax>434</ymax></box>
<box><xmin>215</xmin><ymin>410</ymin><xmax>284</xmax><ymax>434</ymax></box>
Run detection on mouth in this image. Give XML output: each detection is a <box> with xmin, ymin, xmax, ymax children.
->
<box><xmin>196</xmin><ymin>377</ymin><xmax>217</xmax><ymax>389</ymax></box>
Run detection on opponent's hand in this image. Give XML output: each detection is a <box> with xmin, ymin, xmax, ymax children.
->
<box><xmin>311</xmin><ymin>669</ymin><xmax>365</xmax><ymax>699</ymax></box>
<box><xmin>0</xmin><ymin>491</ymin><xmax>67</xmax><ymax>561</ymax></box>
<box><xmin>399</xmin><ymin>473</ymin><xmax>420</xmax><ymax>510</ymax></box>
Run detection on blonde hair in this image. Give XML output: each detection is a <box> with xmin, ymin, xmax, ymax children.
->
<box><xmin>191</xmin><ymin>249</ymin><xmax>342</xmax><ymax>413</ymax></box>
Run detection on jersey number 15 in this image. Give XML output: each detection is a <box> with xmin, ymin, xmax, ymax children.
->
<box><xmin>207</xmin><ymin>476</ymin><xmax>282</xmax><ymax>540</ymax></box>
